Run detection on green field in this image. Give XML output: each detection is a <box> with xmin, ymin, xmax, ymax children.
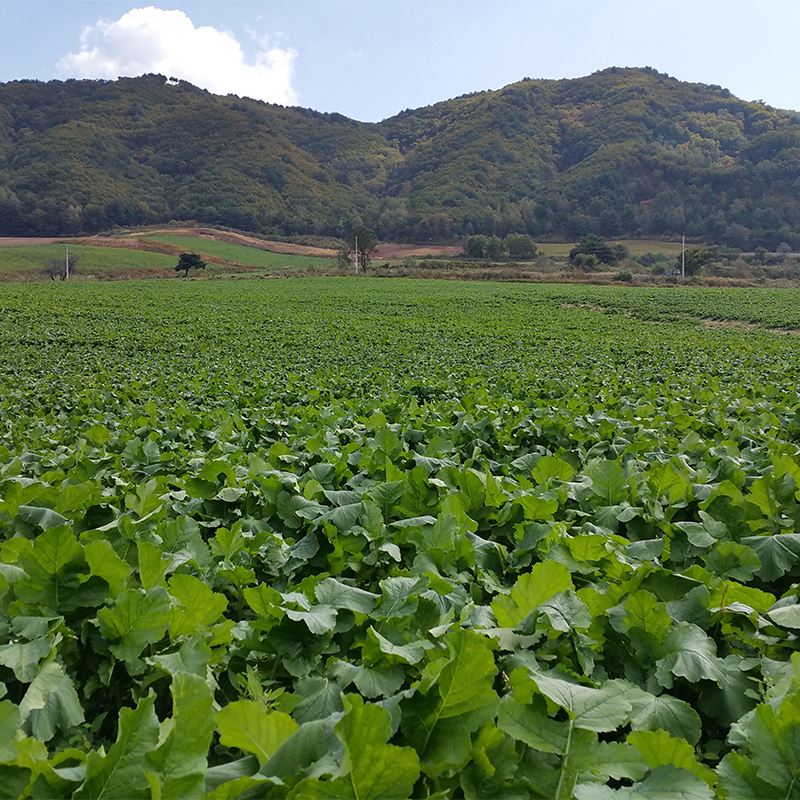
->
<box><xmin>538</xmin><ymin>239</ymin><xmax>685</xmax><ymax>258</ymax></box>
<box><xmin>2</xmin><ymin>279</ymin><xmax>800</xmax><ymax>798</ymax></box>
<box><xmin>144</xmin><ymin>235</ymin><xmax>334</xmax><ymax>269</ymax></box>
<box><xmin>0</xmin><ymin>244</ymin><xmax>178</xmax><ymax>273</ymax></box>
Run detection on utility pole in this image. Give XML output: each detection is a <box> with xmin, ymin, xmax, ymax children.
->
<box><xmin>681</xmin><ymin>234</ymin><xmax>686</xmax><ymax>278</ymax></box>
<box><xmin>65</xmin><ymin>243</ymin><xmax>70</xmax><ymax>281</ymax></box>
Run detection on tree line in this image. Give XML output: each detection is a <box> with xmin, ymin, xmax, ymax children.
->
<box><xmin>2</xmin><ymin>69</ymin><xmax>800</xmax><ymax>248</ymax></box>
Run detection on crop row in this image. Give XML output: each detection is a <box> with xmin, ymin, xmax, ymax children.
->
<box><xmin>1</xmin><ymin>279</ymin><xmax>800</xmax><ymax>798</ymax></box>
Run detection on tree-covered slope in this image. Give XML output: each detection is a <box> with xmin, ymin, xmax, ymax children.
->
<box><xmin>377</xmin><ymin>67</ymin><xmax>800</xmax><ymax>246</ymax></box>
<box><xmin>2</xmin><ymin>68</ymin><xmax>800</xmax><ymax>247</ymax></box>
<box><xmin>0</xmin><ymin>75</ymin><xmax>390</xmax><ymax>238</ymax></box>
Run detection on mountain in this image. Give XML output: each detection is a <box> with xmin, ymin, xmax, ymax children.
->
<box><xmin>1</xmin><ymin>68</ymin><xmax>800</xmax><ymax>248</ymax></box>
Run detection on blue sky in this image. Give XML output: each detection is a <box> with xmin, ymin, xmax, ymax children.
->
<box><xmin>2</xmin><ymin>1</ymin><xmax>799</xmax><ymax>122</ymax></box>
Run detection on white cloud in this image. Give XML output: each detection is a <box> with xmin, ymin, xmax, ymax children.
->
<box><xmin>59</xmin><ymin>6</ymin><xmax>297</xmax><ymax>105</ymax></box>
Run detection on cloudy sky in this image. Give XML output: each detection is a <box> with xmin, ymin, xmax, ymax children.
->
<box><xmin>2</xmin><ymin>1</ymin><xmax>799</xmax><ymax>122</ymax></box>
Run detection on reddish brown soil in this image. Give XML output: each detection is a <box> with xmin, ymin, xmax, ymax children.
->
<box><xmin>0</xmin><ymin>238</ymin><xmax>62</xmax><ymax>247</ymax></box>
<box><xmin>372</xmin><ymin>243</ymin><xmax>462</xmax><ymax>259</ymax></box>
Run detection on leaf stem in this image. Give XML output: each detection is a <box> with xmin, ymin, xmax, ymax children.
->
<box><xmin>555</xmin><ymin>717</ymin><xmax>574</xmax><ymax>800</ymax></box>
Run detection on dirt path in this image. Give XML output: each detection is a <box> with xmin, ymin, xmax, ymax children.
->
<box><xmin>0</xmin><ymin>237</ymin><xmax>62</xmax><ymax>247</ymax></box>
<box><xmin>130</xmin><ymin>228</ymin><xmax>337</xmax><ymax>258</ymax></box>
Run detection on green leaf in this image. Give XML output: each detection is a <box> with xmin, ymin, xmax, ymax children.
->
<box><xmin>75</xmin><ymin>692</ymin><xmax>159</xmax><ymax>799</ymax></box>
<box><xmin>210</xmin><ymin>525</ymin><xmax>247</xmax><ymax>561</ymax></box>
<box><xmin>137</xmin><ymin>541</ymin><xmax>170</xmax><ymax>589</ymax></box>
<box><xmin>167</xmin><ymin>573</ymin><xmax>228</xmax><ymax>637</ymax></box>
<box><xmin>376</xmin><ymin>576</ymin><xmax>428</xmax><ymax>619</ymax></box>
<box><xmin>84</xmin><ymin>539</ymin><xmax>130</xmax><ymax>597</ymax></box>
<box><xmin>767</xmin><ymin>603</ymin><xmax>800</xmax><ymax>628</ymax></box>
<box><xmin>717</xmin><ymin>751</ymin><xmax>782</xmax><ymax>800</ymax></box>
<box><xmin>531</xmin><ymin>455</ymin><xmax>575</xmax><ymax>484</ymax></box>
<box><xmin>367</xmin><ymin>481</ymin><xmax>404</xmax><ymax>519</ymax></box>
<box><xmin>284</xmin><ymin>604</ymin><xmax>338</xmax><ymax>635</ymax></box>
<box><xmin>628</xmin><ymin>730</ymin><xmax>716</xmax><ymax>787</ymax></box>
<box><xmin>620</xmin><ymin>590</ymin><xmax>672</xmax><ymax>642</ymax></box>
<box><xmin>216</xmin><ymin>700</ymin><xmax>298</xmax><ymax>767</ymax></box>
<box><xmin>655</xmin><ymin>622</ymin><xmax>725</xmax><ymax>688</ymax></box>
<box><xmin>19</xmin><ymin>661</ymin><xmax>84</xmax><ymax>742</ymax></box>
<box><xmin>538</xmin><ymin>590</ymin><xmax>592</xmax><ymax>632</ymax></box>
<box><xmin>574</xmin><ymin>764</ymin><xmax>714</xmax><ymax>800</ymax></box>
<box><xmin>587</xmin><ymin>460</ymin><xmax>627</xmax><ymax>504</ymax></box>
<box><xmin>742</xmin><ymin>533</ymin><xmax>800</xmax><ymax>581</ymax></box>
<box><xmin>627</xmin><ymin>688</ymin><xmax>702</xmax><ymax>745</ymax></box>
<box><xmin>97</xmin><ymin>587</ymin><xmax>171</xmax><ymax>661</ymax></box>
<box><xmin>0</xmin><ymin>766</ymin><xmax>32</xmax><ymax>800</ymax></box>
<box><xmin>401</xmin><ymin>630</ymin><xmax>498</xmax><ymax>771</ymax></box>
<box><xmin>144</xmin><ymin>672</ymin><xmax>215</xmax><ymax>799</ymax></box>
<box><xmin>363</xmin><ymin>627</ymin><xmax>426</xmax><ymax>665</ymax></box>
<box><xmin>738</xmin><ymin>701</ymin><xmax>800</xmax><ymax>792</ymax></box>
<box><xmin>0</xmin><ymin>636</ymin><xmax>54</xmax><ymax>682</ymax></box>
<box><xmin>244</xmin><ymin>584</ymin><xmax>285</xmax><ymax>620</ymax></box>
<box><xmin>532</xmin><ymin>674</ymin><xmax>633</xmax><ymax>732</ymax></box>
<box><xmin>497</xmin><ymin>694</ymin><xmax>569</xmax><ymax>754</ymax></box>
<box><xmin>293</xmin><ymin>695</ymin><xmax>419</xmax><ymax>800</ymax></box>
<box><xmin>492</xmin><ymin>561</ymin><xmax>573</xmax><ymax>628</ymax></box>
<box><xmin>568</xmin><ymin>738</ymin><xmax>648</xmax><ymax>781</ymax></box>
<box><xmin>315</xmin><ymin>577</ymin><xmax>379</xmax><ymax>615</ymax></box>
<box><xmin>0</xmin><ymin>700</ymin><xmax>21</xmax><ymax>755</ymax></box>
<box><xmin>328</xmin><ymin>660</ymin><xmax>405</xmax><ymax>699</ymax></box>
<box><xmin>704</xmin><ymin>541</ymin><xmax>761</xmax><ymax>582</ymax></box>
<box><xmin>14</xmin><ymin>526</ymin><xmax>88</xmax><ymax>611</ymax></box>
<box><xmin>513</xmin><ymin>493</ymin><xmax>559</xmax><ymax>521</ymax></box>
<box><xmin>17</xmin><ymin>505</ymin><xmax>69</xmax><ymax>532</ymax></box>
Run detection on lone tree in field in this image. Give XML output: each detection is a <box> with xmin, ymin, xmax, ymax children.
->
<box><xmin>175</xmin><ymin>252</ymin><xmax>207</xmax><ymax>278</ymax></box>
<box><xmin>344</xmin><ymin>225</ymin><xmax>378</xmax><ymax>272</ymax></box>
<box><xmin>45</xmin><ymin>254</ymin><xmax>78</xmax><ymax>280</ymax></box>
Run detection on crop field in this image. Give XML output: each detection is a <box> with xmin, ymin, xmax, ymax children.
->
<box><xmin>2</xmin><ymin>279</ymin><xmax>800</xmax><ymax>798</ymax></box>
<box><xmin>0</xmin><ymin>244</ymin><xmax>178</xmax><ymax>274</ymax></box>
<box><xmin>142</xmin><ymin>235</ymin><xmax>335</xmax><ymax>270</ymax></box>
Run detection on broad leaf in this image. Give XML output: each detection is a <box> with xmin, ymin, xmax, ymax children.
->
<box><xmin>97</xmin><ymin>587</ymin><xmax>171</xmax><ymax>661</ymax></box>
<box><xmin>75</xmin><ymin>692</ymin><xmax>159</xmax><ymax>799</ymax></box>
<box><xmin>216</xmin><ymin>700</ymin><xmax>298</xmax><ymax>767</ymax></box>
<box><xmin>492</xmin><ymin>561</ymin><xmax>573</xmax><ymax>628</ymax></box>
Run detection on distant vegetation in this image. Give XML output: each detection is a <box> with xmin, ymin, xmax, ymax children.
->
<box><xmin>1</xmin><ymin>68</ymin><xmax>800</xmax><ymax>249</ymax></box>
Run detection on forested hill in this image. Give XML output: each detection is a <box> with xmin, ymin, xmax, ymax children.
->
<box><xmin>2</xmin><ymin>67</ymin><xmax>800</xmax><ymax>247</ymax></box>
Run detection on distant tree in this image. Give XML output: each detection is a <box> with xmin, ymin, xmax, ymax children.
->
<box><xmin>752</xmin><ymin>246</ymin><xmax>769</xmax><ymax>265</ymax></box>
<box><xmin>465</xmin><ymin>235</ymin><xmax>489</xmax><ymax>258</ymax></box>
<box><xmin>573</xmin><ymin>253</ymin><xmax>599</xmax><ymax>272</ymax></box>
<box><xmin>505</xmin><ymin>233</ymin><xmax>538</xmax><ymax>260</ymax></box>
<box><xmin>679</xmin><ymin>246</ymin><xmax>712</xmax><ymax>276</ymax></box>
<box><xmin>777</xmin><ymin>242</ymin><xmax>792</xmax><ymax>255</ymax></box>
<box><xmin>175</xmin><ymin>252</ymin><xmax>207</xmax><ymax>278</ymax></box>
<box><xmin>570</xmin><ymin>234</ymin><xmax>619</xmax><ymax>266</ymax></box>
<box><xmin>45</xmin><ymin>254</ymin><xmax>78</xmax><ymax>281</ymax></box>
<box><xmin>486</xmin><ymin>236</ymin><xmax>506</xmax><ymax>260</ymax></box>
<box><xmin>345</xmin><ymin>225</ymin><xmax>378</xmax><ymax>271</ymax></box>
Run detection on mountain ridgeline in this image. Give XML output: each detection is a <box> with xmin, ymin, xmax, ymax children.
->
<box><xmin>2</xmin><ymin>67</ymin><xmax>800</xmax><ymax>247</ymax></box>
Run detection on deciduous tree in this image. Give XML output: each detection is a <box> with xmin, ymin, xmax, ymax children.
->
<box><xmin>175</xmin><ymin>252</ymin><xmax>207</xmax><ymax>278</ymax></box>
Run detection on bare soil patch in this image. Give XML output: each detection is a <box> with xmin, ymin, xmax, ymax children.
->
<box><xmin>373</xmin><ymin>243</ymin><xmax>462</xmax><ymax>260</ymax></box>
<box><xmin>698</xmin><ymin>318</ymin><xmax>800</xmax><ymax>335</ymax></box>
<box><xmin>0</xmin><ymin>237</ymin><xmax>62</xmax><ymax>247</ymax></box>
<box><xmin>129</xmin><ymin>228</ymin><xmax>337</xmax><ymax>258</ymax></box>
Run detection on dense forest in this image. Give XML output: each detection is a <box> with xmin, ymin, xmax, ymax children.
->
<box><xmin>2</xmin><ymin>67</ymin><xmax>800</xmax><ymax>247</ymax></box>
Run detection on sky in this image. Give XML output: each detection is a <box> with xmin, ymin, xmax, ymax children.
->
<box><xmin>1</xmin><ymin>0</ymin><xmax>799</xmax><ymax>123</ymax></box>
